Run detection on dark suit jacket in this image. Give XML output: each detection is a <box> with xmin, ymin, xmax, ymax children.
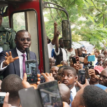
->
<box><xmin>0</xmin><ymin>48</ymin><xmax>39</xmax><ymax>78</ymax></box>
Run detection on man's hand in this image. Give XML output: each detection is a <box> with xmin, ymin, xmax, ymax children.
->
<box><xmin>63</xmin><ymin>102</ymin><xmax>70</xmax><ymax>107</ymax></box>
<box><xmin>41</xmin><ymin>73</ymin><xmax>54</xmax><ymax>82</ymax></box>
<box><xmin>54</xmin><ymin>22</ymin><xmax>60</xmax><ymax>38</ymax></box>
<box><xmin>88</xmin><ymin>69</ymin><xmax>99</xmax><ymax>84</ymax></box>
<box><xmin>88</xmin><ymin>69</ymin><xmax>96</xmax><ymax>78</ymax></box>
<box><xmin>54</xmin><ymin>22</ymin><xmax>57</xmax><ymax>28</ymax></box>
<box><xmin>3</xmin><ymin>92</ymin><xmax>11</xmax><ymax>107</ymax></box>
<box><xmin>84</xmin><ymin>55</ymin><xmax>89</xmax><ymax>65</ymax></box>
<box><xmin>3</xmin><ymin>51</ymin><xmax>19</xmax><ymax>67</ymax></box>
<box><xmin>22</xmin><ymin>73</ymin><xmax>40</xmax><ymax>89</ymax></box>
<box><xmin>76</xmin><ymin>79</ymin><xmax>89</xmax><ymax>89</ymax></box>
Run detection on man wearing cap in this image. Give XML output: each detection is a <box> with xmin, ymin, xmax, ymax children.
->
<box><xmin>0</xmin><ymin>10</ymin><xmax>16</xmax><ymax>52</ymax></box>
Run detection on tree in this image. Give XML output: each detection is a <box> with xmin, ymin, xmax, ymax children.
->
<box><xmin>43</xmin><ymin>0</ymin><xmax>107</xmax><ymax>49</ymax></box>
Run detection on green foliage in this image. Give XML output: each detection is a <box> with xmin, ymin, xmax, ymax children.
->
<box><xmin>43</xmin><ymin>0</ymin><xmax>107</xmax><ymax>49</ymax></box>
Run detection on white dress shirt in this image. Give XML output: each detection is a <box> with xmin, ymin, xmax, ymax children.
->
<box><xmin>0</xmin><ymin>48</ymin><xmax>27</xmax><ymax>79</ymax></box>
<box><xmin>47</xmin><ymin>42</ymin><xmax>54</xmax><ymax>58</ymax></box>
<box><xmin>70</xmin><ymin>86</ymin><xmax>77</xmax><ymax>99</ymax></box>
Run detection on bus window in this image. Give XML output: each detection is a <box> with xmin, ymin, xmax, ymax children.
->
<box><xmin>2</xmin><ymin>16</ymin><xmax>9</xmax><ymax>28</ymax></box>
<box><xmin>13</xmin><ymin>12</ymin><xmax>26</xmax><ymax>32</ymax></box>
<box><xmin>12</xmin><ymin>10</ymin><xmax>39</xmax><ymax>63</ymax></box>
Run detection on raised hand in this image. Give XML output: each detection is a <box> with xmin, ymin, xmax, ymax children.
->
<box><xmin>54</xmin><ymin>22</ymin><xmax>60</xmax><ymax>37</ymax></box>
<box><xmin>22</xmin><ymin>73</ymin><xmax>40</xmax><ymax>89</ymax></box>
<box><xmin>41</xmin><ymin>73</ymin><xmax>54</xmax><ymax>82</ymax></box>
<box><xmin>54</xmin><ymin>22</ymin><xmax>57</xmax><ymax>28</ymax></box>
<box><xmin>88</xmin><ymin>69</ymin><xmax>96</xmax><ymax>77</ymax></box>
<box><xmin>76</xmin><ymin>79</ymin><xmax>89</xmax><ymax>89</ymax></box>
<box><xmin>3</xmin><ymin>51</ymin><xmax>19</xmax><ymax>67</ymax></box>
<box><xmin>84</xmin><ymin>55</ymin><xmax>89</xmax><ymax>65</ymax></box>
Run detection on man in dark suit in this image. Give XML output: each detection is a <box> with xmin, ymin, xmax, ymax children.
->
<box><xmin>0</xmin><ymin>30</ymin><xmax>39</xmax><ymax>79</ymax></box>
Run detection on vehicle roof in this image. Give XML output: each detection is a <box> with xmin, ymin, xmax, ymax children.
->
<box><xmin>0</xmin><ymin>0</ymin><xmax>35</xmax><ymax>5</ymax></box>
<box><xmin>0</xmin><ymin>0</ymin><xmax>33</xmax><ymax>3</ymax></box>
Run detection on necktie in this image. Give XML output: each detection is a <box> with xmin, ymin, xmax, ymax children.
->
<box><xmin>70</xmin><ymin>91</ymin><xmax>73</xmax><ymax>107</ymax></box>
<box><xmin>22</xmin><ymin>54</ymin><xmax>26</xmax><ymax>77</ymax></box>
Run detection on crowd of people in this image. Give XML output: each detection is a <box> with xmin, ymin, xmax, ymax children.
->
<box><xmin>47</xmin><ymin>22</ymin><xmax>107</xmax><ymax>107</ymax></box>
<box><xmin>0</xmin><ymin>11</ymin><xmax>107</xmax><ymax>107</ymax></box>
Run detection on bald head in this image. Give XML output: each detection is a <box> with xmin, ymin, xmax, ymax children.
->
<box><xmin>49</xmin><ymin>57</ymin><xmax>56</xmax><ymax>68</ymax></box>
<box><xmin>15</xmin><ymin>30</ymin><xmax>31</xmax><ymax>40</ymax></box>
<box><xmin>99</xmin><ymin>68</ymin><xmax>107</xmax><ymax>86</ymax></box>
<box><xmin>58</xmin><ymin>83</ymin><xmax>70</xmax><ymax>104</ymax></box>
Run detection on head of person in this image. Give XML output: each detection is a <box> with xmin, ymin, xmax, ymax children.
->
<box><xmin>15</xmin><ymin>30</ymin><xmax>31</xmax><ymax>53</ymax></box>
<box><xmin>59</xmin><ymin>38</ymin><xmax>64</xmax><ymax>48</ymax></box>
<box><xmin>101</xmin><ymin>48</ymin><xmax>105</xmax><ymax>54</ymax></box>
<box><xmin>47</xmin><ymin>37</ymin><xmax>51</xmax><ymax>44</ymax></box>
<box><xmin>50</xmin><ymin>66</ymin><xmax>59</xmax><ymax>79</ymax></box>
<box><xmin>81</xmin><ymin>46</ymin><xmax>86</xmax><ymax>53</ymax></box>
<box><xmin>62</xmin><ymin>66</ymin><xmax>77</xmax><ymax>89</ymax></box>
<box><xmin>0</xmin><ymin>13</ymin><xmax>2</xmax><ymax>26</ymax></box>
<box><xmin>94</xmin><ymin>49</ymin><xmax>100</xmax><ymax>58</ymax></box>
<box><xmin>49</xmin><ymin>57</ymin><xmax>55</xmax><ymax>68</ymax></box>
<box><xmin>72</xmin><ymin>85</ymin><xmax>107</xmax><ymax>107</ymax></box>
<box><xmin>69</xmin><ymin>56</ymin><xmax>75</xmax><ymax>67</ymax></box>
<box><xmin>60</xmin><ymin>60</ymin><xmax>68</xmax><ymax>66</ymax></box>
<box><xmin>97</xmin><ymin>54</ymin><xmax>104</xmax><ymax>64</ymax></box>
<box><xmin>103</xmin><ymin>60</ymin><xmax>107</xmax><ymax>69</ymax></box>
<box><xmin>1</xmin><ymin>74</ymin><xmax>23</xmax><ymax>106</ymax></box>
<box><xmin>77</xmin><ymin>48</ymin><xmax>82</xmax><ymax>57</ymax></box>
<box><xmin>56</xmin><ymin>66</ymin><xmax>67</xmax><ymax>83</ymax></box>
<box><xmin>58</xmin><ymin>66</ymin><xmax>67</xmax><ymax>75</ymax></box>
<box><xmin>99</xmin><ymin>68</ymin><xmax>107</xmax><ymax>86</ymax></box>
<box><xmin>103</xmin><ymin>49</ymin><xmax>107</xmax><ymax>58</ymax></box>
<box><xmin>58</xmin><ymin>83</ymin><xmax>70</xmax><ymax>104</ymax></box>
<box><xmin>83</xmin><ymin>85</ymin><xmax>107</xmax><ymax>107</ymax></box>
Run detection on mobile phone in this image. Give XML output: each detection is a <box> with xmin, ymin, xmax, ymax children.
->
<box><xmin>25</xmin><ymin>60</ymin><xmax>38</xmax><ymax>83</ymax></box>
<box><xmin>18</xmin><ymin>87</ymin><xmax>42</xmax><ymax>107</ymax></box>
<box><xmin>88</xmin><ymin>55</ymin><xmax>95</xmax><ymax>62</ymax></box>
<box><xmin>78</xmin><ymin>69</ymin><xmax>85</xmax><ymax>84</ymax></box>
<box><xmin>85</xmin><ymin>67</ymin><xmax>90</xmax><ymax>79</ymax></box>
<box><xmin>38</xmin><ymin>81</ymin><xmax>63</xmax><ymax>107</ymax></box>
<box><xmin>0</xmin><ymin>92</ymin><xmax>6</xmax><ymax>107</ymax></box>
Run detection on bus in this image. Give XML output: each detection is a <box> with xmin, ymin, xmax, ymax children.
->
<box><xmin>0</xmin><ymin>0</ymin><xmax>71</xmax><ymax>73</ymax></box>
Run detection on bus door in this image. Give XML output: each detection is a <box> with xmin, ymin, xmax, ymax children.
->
<box><xmin>0</xmin><ymin>0</ymin><xmax>49</xmax><ymax>73</ymax></box>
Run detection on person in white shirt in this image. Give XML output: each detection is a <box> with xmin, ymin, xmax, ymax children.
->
<box><xmin>66</xmin><ymin>48</ymin><xmax>76</xmax><ymax>61</ymax></box>
<box><xmin>51</xmin><ymin>22</ymin><xmax>67</xmax><ymax>64</ymax></box>
<box><xmin>47</xmin><ymin>22</ymin><xmax>58</xmax><ymax>58</ymax></box>
<box><xmin>93</xmin><ymin>49</ymin><xmax>100</xmax><ymax>66</ymax></box>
